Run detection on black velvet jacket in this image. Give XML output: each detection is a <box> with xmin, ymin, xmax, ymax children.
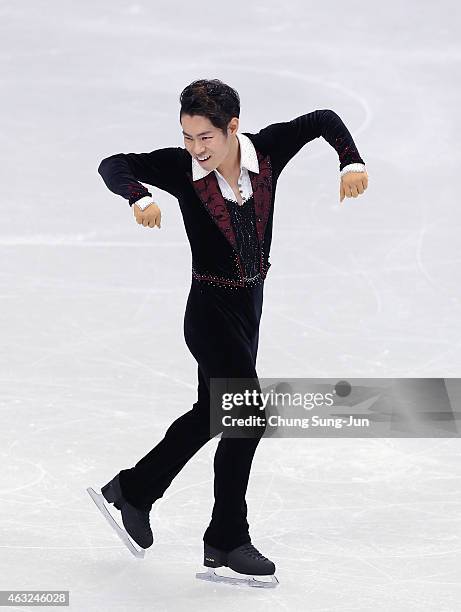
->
<box><xmin>98</xmin><ymin>109</ymin><xmax>366</xmax><ymax>288</ymax></box>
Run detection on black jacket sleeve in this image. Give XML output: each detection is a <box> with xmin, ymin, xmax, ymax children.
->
<box><xmin>249</xmin><ymin>109</ymin><xmax>365</xmax><ymax>175</ymax></box>
<box><xmin>97</xmin><ymin>146</ymin><xmax>183</xmax><ymax>206</ymax></box>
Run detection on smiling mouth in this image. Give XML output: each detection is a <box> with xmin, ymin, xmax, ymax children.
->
<box><xmin>197</xmin><ymin>155</ymin><xmax>211</xmax><ymax>163</ymax></box>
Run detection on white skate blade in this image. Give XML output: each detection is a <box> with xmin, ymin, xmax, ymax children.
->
<box><xmin>196</xmin><ymin>567</ymin><xmax>279</xmax><ymax>588</ymax></box>
<box><xmin>86</xmin><ymin>486</ymin><xmax>145</xmax><ymax>559</ymax></box>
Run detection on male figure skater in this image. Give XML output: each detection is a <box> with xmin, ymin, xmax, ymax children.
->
<box><xmin>87</xmin><ymin>78</ymin><xmax>368</xmax><ymax>587</ymax></box>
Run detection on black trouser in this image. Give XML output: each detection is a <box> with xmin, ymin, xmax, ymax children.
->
<box><xmin>118</xmin><ymin>278</ymin><xmax>265</xmax><ymax>552</ymax></box>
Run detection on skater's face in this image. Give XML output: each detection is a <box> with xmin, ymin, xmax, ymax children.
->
<box><xmin>181</xmin><ymin>114</ymin><xmax>239</xmax><ymax>171</ymax></box>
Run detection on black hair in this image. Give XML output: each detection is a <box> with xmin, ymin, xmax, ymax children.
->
<box><xmin>179</xmin><ymin>78</ymin><xmax>240</xmax><ymax>137</ymax></box>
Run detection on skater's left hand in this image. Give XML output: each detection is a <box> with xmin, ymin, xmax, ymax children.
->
<box><xmin>340</xmin><ymin>171</ymin><xmax>368</xmax><ymax>203</ymax></box>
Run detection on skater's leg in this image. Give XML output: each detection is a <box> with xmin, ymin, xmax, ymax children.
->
<box><xmin>203</xmin><ymin>433</ymin><xmax>264</xmax><ymax>551</ymax></box>
<box><xmin>119</xmin><ymin>365</ymin><xmax>213</xmax><ymax>509</ymax></box>
<box><xmin>202</xmin><ymin>350</ymin><xmax>267</xmax><ymax>552</ymax></box>
<box><xmin>116</xmin><ymin>279</ymin><xmax>222</xmax><ymax>510</ymax></box>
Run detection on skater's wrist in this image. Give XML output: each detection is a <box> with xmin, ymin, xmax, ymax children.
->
<box><xmin>132</xmin><ymin>195</ymin><xmax>154</xmax><ymax>211</ymax></box>
<box><xmin>340</xmin><ymin>163</ymin><xmax>366</xmax><ymax>177</ymax></box>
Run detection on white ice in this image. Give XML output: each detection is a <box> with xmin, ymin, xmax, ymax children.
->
<box><xmin>1</xmin><ymin>0</ymin><xmax>460</xmax><ymax>610</ymax></box>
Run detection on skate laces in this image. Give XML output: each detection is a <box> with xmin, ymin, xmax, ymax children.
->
<box><xmin>238</xmin><ymin>543</ymin><xmax>268</xmax><ymax>561</ymax></box>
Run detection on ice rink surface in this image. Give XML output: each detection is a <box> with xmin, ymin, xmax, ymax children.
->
<box><xmin>1</xmin><ymin>0</ymin><xmax>460</xmax><ymax>609</ymax></box>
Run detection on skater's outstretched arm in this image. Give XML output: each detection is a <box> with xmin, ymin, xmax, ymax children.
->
<box><xmin>249</xmin><ymin>109</ymin><xmax>368</xmax><ymax>202</ymax></box>
<box><xmin>98</xmin><ymin>146</ymin><xmax>183</xmax><ymax>205</ymax></box>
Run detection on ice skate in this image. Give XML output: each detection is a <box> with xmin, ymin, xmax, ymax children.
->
<box><xmin>196</xmin><ymin>542</ymin><xmax>279</xmax><ymax>588</ymax></box>
<box><xmin>86</xmin><ymin>474</ymin><xmax>153</xmax><ymax>559</ymax></box>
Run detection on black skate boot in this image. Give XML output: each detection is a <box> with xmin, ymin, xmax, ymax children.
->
<box><xmin>196</xmin><ymin>542</ymin><xmax>278</xmax><ymax>588</ymax></box>
<box><xmin>86</xmin><ymin>473</ymin><xmax>153</xmax><ymax>558</ymax></box>
<box><xmin>101</xmin><ymin>474</ymin><xmax>153</xmax><ymax>548</ymax></box>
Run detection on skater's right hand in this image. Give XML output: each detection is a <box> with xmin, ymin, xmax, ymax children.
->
<box><xmin>133</xmin><ymin>201</ymin><xmax>162</xmax><ymax>229</ymax></box>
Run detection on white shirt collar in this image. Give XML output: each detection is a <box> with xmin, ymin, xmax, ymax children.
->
<box><xmin>191</xmin><ymin>132</ymin><xmax>259</xmax><ymax>181</ymax></box>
